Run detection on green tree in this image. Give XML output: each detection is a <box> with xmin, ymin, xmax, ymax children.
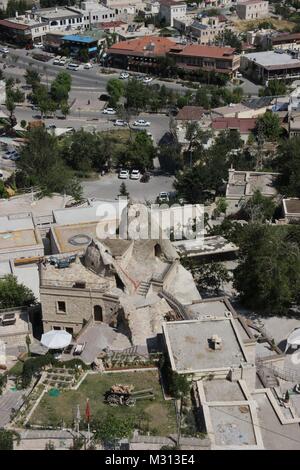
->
<box><xmin>17</xmin><ymin>127</ymin><xmax>80</xmax><ymax>198</ymax></box>
<box><xmin>233</xmin><ymin>224</ymin><xmax>300</xmax><ymax>314</ymax></box>
<box><xmin>119</xmin><ymin>182</ymin><xmax>129</xmax><ymax>197</ymax></box>
<box><xmin>25</xmin><ymin>68</ymin><xmax>41</xmax><ymax>88</ymax></box>
<box><xmin>125</xmin><ymin>78</ymin><xmax>150</xmax><ymax>112</ymax></box>
<box><xmin>93</xmin><ymin>415</ymin><xmax>134</xmax><ymax>444</ymax></box>
<box><xmin>51</xmin><ymin>71</ymin><xmax>72</xmax><ymax>103</ymax></box>
<box><xmin>215</xmin><ymin>29</ymin><xmax>242</xmax><ymax>53</ymax></box>
<box><xmin>126</xmin><ymin>131</ymin><xmax>155</xmax><ymax>170</ymax></box>
<box><xmin>0</xmin><ymin>180</ymin><xmax>8</xmax><ymax>198</ymax></box>
<box><xmin>5</xmin><ymin>96</ymin><xmax>16</xmax><ymax>125</ymax></box>
<box><xmin>215</xmin><ymin>197</ymin><xmax>228</xmax><ymax>216</ymax></box>
<box><xmin>255</xmin><ymin>111</ymin><xmax>282</xmax><ymax>141</ymax></box>
<box><xmin>60</xmin><ymin>100</ymin><xmax>70</xmax><ymax>118</ymax></box>
<box><xmin>259</xmin><ymin>79</ymin><xmax>287</xmax><ymax>97</ymax></box>
<box><xmin>0</xmin><ymin>430</ymin><xmax>20</xmax><ymax>450</ymax></box>
<box><xmin>0</xmin><ymin>275</ymin><xmax>35</xmax><ymax>309</ymax></box>
<box><xmin>241</xmin><ymin>189</ymin><xmax>276</xmax><ymax>222</ymax></box>
<box><xmin>275</xmin><ymin>137</ymin><xmax>300</xmax><ymax>197</ymax></box>
<box><xmin>106</xmin><ymin>78</ymin><xmax>124</xmax><ymax>108</ymax></box>
<box><xmin>20</xmin><ymin>119</ymin><xmax>27</xmax><ymax>129</ymax></box>
<box><xmin>195</xmin><ymin>262</ymin><xmax>230</xmax><ymax>293</ymax></box>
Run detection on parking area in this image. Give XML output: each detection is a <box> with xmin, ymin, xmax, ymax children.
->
<box><xmin>82</xmin><ymin>172</ymin><xmax>175</xmax><ymax>203</ymax></box>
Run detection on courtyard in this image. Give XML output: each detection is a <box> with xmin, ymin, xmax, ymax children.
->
<box><xmin>29</xmin><ymin>370</ymin><xmax>177</xmax><ymax>436</ymax></box>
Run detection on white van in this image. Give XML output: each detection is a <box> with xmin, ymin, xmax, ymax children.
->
<box><xmin>67</xmin><ymin>63</ymin><xmax>80</xmax><ymax>71</ymax></box>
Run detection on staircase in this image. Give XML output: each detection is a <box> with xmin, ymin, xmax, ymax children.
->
<box><xmin>137</xmin><ymin>281</ymin><xmax>151</xmax><ymax>297</ymax></box>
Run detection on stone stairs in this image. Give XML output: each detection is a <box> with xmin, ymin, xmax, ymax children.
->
<box><xmin>137</xmin><ymin>281</ymin><xmax>151</xmax><ymax>297</ymax></box>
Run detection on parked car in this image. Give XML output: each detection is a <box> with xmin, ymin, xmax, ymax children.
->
<box><xmin>84</xmin><ymin>63</ymin><xmax>93</xmax><ymax>69</ymax></box>
<box><xmin>158</xmin><ymin>191</ymin><xmax>169</xmax><ymax>203</ymax></box>
<box><xmin>0</xmin><ymin>47</ymin><xmax>9</xmax><ymax>54</ymax></box>
<box><xmin>130</xmin><ymin>169</ymin><xmax>140</xmax><ymax>180</ymax></box>
<box><xmin>47</xmin><ymin>124</ymin><xmax>56</xmax><ymax>130</ymax></box>
<box><xmin>67</xmin><ymin>63</ymin><xmax>80</xmax><ymax>71</ymax></box>
<box><xmin>114</xmin><ymin>119</ymin><xmax>128</xmax><ymax>127</ymax></box>
<box><xmin>33</xmin><ymin>42</ymin><xmax>44</xmax><ymax>49</ymax></box>
<box><xmin>133</xmin><ymin>119</ymin><xmax>150</xmax><ymax>127</ymax></box>
<box><xmin>0</xmin><ymin>313</ymin><xmax>16</xmax><ymax>326</ymax></box>
<box><xmin>143</xmin><ymin>76</ymin><xmax>153</xmax><ymax>84</ymax></box>
<box><xmin>53</xmin><ymin>56</ymin><xmax>61</xmax><ymax>65</ymax></box>
<box><xmin>236</xmin><ymin>72</ymin><xmax>243</xmax><ymax>78</ymax></box>
<box><xmin>103</xmin><ymin>107</ymin><xmax>116</xmax><ymax>115</ymax></box>
<box><xmin>120</xmin><ymin>72</ymin><xmax>129</xmax><ymax>79</ymax></box>
<box><xmin>58</xmin><ymin>57</ymin><xmax>67</xmax><ymax>66</ymax></box>
<box><xmin>119</xmin><ymin>169</ymin><xmax>129</xmax><ymax>179</ymax></box>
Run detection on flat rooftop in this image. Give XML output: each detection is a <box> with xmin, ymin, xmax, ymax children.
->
<box><xmin>244</xmin><ymin>51</ymin><xmax>300</xmax><ymax>70</ymax></box>
<box><xmin>203</xmin><ymin>379</ymin><xmax>246</xmax><ymax>402</ymax></box>
<box><xmin>210</xmin><ymin>404</ymin><xmax>257</xmax><ymax>446</ymax></box>
<box><xmin>40</xmin><ymin>255</ymin><xmax>111</xmax><ymax>290</ymax></box>
<box><xmin>186</xmin><ymin>298</ymin><xmax>233</xmax><ymax>319</ymax></box>
<box><xmin>163</xmin><ymin>317</ymin><xmax>247</xmax><ymax>373</ymax></box>
<box><xmin>0</xmin><ymin>229</ymin><xmax>38</xmax><ymax>250</ymax></box>
<box><xmin>172</xmin><ymin>236</ymin><xmax>238</xmax><ymax>258</ymax></box>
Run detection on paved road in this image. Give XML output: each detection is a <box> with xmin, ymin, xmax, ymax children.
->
<box><xmin>82</xmin><ymin>172</ymin><xmax>175</xmax><ymax>203</ymax></box>
<box><xmin>0</xmin><ymin>389</ymin><xmax>25</xmax><ymax>427</ymax></box>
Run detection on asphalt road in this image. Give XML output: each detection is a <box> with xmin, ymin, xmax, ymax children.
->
<box><xmin>81</xmin><ymin>172</ymin><xmax>175</xmax><ymax>203</ymax></box>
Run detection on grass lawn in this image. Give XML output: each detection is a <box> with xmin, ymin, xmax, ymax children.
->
<box><xmin>30</xmin><ymin>370</ymin><xmax>177</xmax><ymax>436</ymax></box>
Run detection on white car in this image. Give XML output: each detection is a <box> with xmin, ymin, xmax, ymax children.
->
<box><xmin>33</xmin><ymin>42</ymin><xmax>44</xmax><ymax>49</ymax></box>
<box><xmin>133</xmin><ymin>119</ymin><xmax>150</xmax><ymax>127</ymax></box>
<box><xmin>236</xmin><ymin>72</ymin><xmax>243</xmax><ymax>78</ymax></box>
<box><xmin>58</xmin><ymin>57</ymin><xmax>67</xmax><ymax>65</ymax></box>
<box><xmin>103</xmin><ymin>108</ymin><xmax>116</xmax><ymax>115</ymax></box>
<box><xmin>84</xmin><ymin>63</ymin><xmax>93</xmax><ymax>69</ymax></box>
<box><xmin>119</xmin><ymin>169</ymin><xmax>129</xmax><ymax>179</ymax></box>
<box><xmin>143</xmin><ymin>77</ymin><xmax>153</xmax><ymax>84</ymax></box>
<box><xmin>0</xmin><ymin>47</ymin><xmax>9</xmax><ymax>54</ymax></box>
<box><xmin>120</xmin><ymin>72</ymin><xmax>129</xmax><ymax>79</ymax></box>
<box><xmin>130</xmin><ymin>169</ymin><xmax>140</xmax><ymax>180</ymax></box>
<box><xmin>114</xmin><ymin>119</ymin><xmax>128</xmax><ymax>127</ymax></box>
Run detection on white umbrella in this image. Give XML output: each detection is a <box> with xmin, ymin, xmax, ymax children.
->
<box><xmin>41</xmin><ymin>330</ymin><xmax>72</xmax><ymax>350</ymax></box>
<box><xmin>285</xmin><ymin>328</ymin><xmax>300</xmax><ymax>353</ymax></box>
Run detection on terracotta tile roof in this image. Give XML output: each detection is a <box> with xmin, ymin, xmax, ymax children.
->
<box><xmin>272</xmin><ymin>32</ymin><xmax>300</xmax><ymax>44</ymax></box>
<box><xmin>0</xmin><ymin>19</ymin><xmax>30</xmax><ymax>30</ymax></box>
<box><xmin>171</xmin><ymin>44</ymin><xmax>236</xmax><ymax>59</ymax></box>
<box><xmin>212</xmin><ymin>117</ymin><xmax>257</xmax><ymax>133</ymax></box>
<box><xmin>108</xmin><ymin>36</ymin><xmax>175</xmax><ymax>57</ymax></box>
<box><xmin>176</xmin><ymin>106</ymin><xmax>206</xmax><ymax>120</ymax></box>
<box><xmin>98</xmin><ymin>21</ymin><xmax>126</xmax><ymax>28</ymax></box>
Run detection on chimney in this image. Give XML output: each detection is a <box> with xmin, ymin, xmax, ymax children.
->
<box><xmin>209</xmin><ymin>334</ymin><xmax>222</xmax><ymax>350</ymax></box>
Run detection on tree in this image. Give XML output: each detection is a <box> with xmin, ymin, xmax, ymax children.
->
<box><xmin>20</xmin><ymin>120</ymin><xmax>27</xmax><ymax>129</ymax></box>
<box><xmin>0</xmin><ymin>275</ymin><xmax>36</xmax><ymax>309</ymax></box>
<box><xmin>215</xmin><ymin>197</ymin><xmax>228</xmax><ymax>216</ymax></box>
<box><xmin>5</xmin><ymin>96</ymin><xmax>16</xmax><ymax>125</ymax></box>
<box><xmin>25</xmin><ymin>68</ymin><xmax>41</xmax><ymax>88</ymax></box>
<box><xmin>0</xmin><ymin>430</ymin><xmax>20</xmax><ymax>450</ymax></box>
<box><xmin>158</xmin><ymin>142</ymin><xmax>183</xmax><ymax>174</ymax></box>
<box><xmin>51</xmin><ymin>71</ymin><xmax>72</xmax><ymax>103</ymax></box>
<box><xmin>275</xmin><ymin>137</ymin><xmax>300</xmax><ymax>197</ymax></box>
<box><xmin>60</xmin><ymin>100</ymin><xmax>70</xmax><ymax>118</ymax></box>
<box><xmin>215</xmin><ymin>29</ymin><xmax>242</xmax><ymax>53</ymax></box>
<box><xmin>125</xmin><ymin>78</ymin><xmax>150</xmax><ymax>112</ymax></box>
<box><xmin>255</xmin><ymin>111</ymin><xmax>282</xmax><ymax>141</ymax></box>
<box><xmin>26</xmin><ymin>334</ymin><xmax>31</xmax><ymax>355</ymax></box>
<box><xmin>195</xmin><ymin>262</ymin><xmax>230</xmax><ymax>294</ymax></box>
<box><xmin>93</xmin><ymin>415</ymin><xmax>134</xmax><ymax>444</ymax></box>
<box><xmin>17</xmin><ymin>127</ymin><xmax>80</xmax><ymax>198</ymax></box>
<box><xmin>259</xmin><ymin>79</ymin><xmax>286</xmax><ymax>97</ymax></box>
<box><xmin>0</xmin><ymin>180</ymin><xmax>8</xmax><ymax>198</ymax></box>
<box><xmin>119</xmin><ymin>182</ymin><xmax>129</xmax><ymax>197</ymax></box>
<box><xmin>61</xmin><ymin>130</ymin><xmax>106</xmax><ymax>173</ymax></box>
<box><xmin>125</xmin><ymin>131</ymin><xmax>155</xmax><ymax>170</ymax></box>
<box><xmin>241</xmin><ymin>189</ymin><xmax>276</xmax><ymax>222</ymax></box>
<box><xmin>233</xmin><ymin>224</ymin><xmax>300</xmax><ymax>315</ymax></box>
<box><xmin>106</xmin><ymin>78</ymin><xmax>124</xmax><ymax>108</ymax></box>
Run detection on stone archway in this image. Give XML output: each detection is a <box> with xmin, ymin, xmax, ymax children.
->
<box><xmin>94</xmin><ymin>305</ymin><xmax>103</xmax><ymax>322</ymax></box>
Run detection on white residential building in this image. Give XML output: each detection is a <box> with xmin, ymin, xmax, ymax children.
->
<box><xmin>159</xmin><ymin>0</ymin><xmax>187</xmax><ymax>27</ymax></box>
<box><xmin>236</xmin><ymin>0</ymin><xmax>269</xmax><ymax>20</ymax></box>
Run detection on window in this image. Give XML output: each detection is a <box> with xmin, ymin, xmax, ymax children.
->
<box><xmin>53</xmin><ymin>326</ymin><xmax>61</xmax><ymax>330</ymax></box>
<box><xmin>66</xmin><ymin>327</ymin><xmax>73</xmax><ymax>335</ymax></box>
<box><xmin>57</xmin><ymin>301</ymin><xmax>66</xmax><ymax>314</ymax></box>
